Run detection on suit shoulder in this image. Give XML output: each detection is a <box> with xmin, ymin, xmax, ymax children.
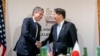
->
<box><xmin>64</xmin><ymin>21</ymin><xmax>77</xmax><ymax>29</ymax></box>
<box><xmin>23</xmin><ymin>17</ymin><xmax>32</xmax><ymax>22</ymax></box>
<box><xmin>24</xmin><ymin>17</ymin><xmax>32</xmax><ymax>20</ymax></box>
<box><xmin>67</xmin><ymin>21</ymin><xmax>77</xmax><ymax>30</ymax></box>
<box><xmin>65</xmin><ymin>21</ymin><xmax>75</xmax><ymax>26</ymax></box>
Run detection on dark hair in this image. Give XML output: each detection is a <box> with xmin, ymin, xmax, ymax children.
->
<box><xmin>32</xmin><ymin>6</ymin><xmax>44</xmax><ymax>16</ymax></box>
<box><xmin>54</xmin><ymin>8</ymin><xmax>66</xmax><ymax>19</ymax></box>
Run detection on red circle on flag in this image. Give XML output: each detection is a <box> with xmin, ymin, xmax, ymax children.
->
<box><xmin>71</xmin><ymin>51</ymin><xmax>79</xmax><ymax>56</ymax></box>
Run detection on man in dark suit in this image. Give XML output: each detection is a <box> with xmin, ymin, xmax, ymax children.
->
<box><xmin>14</xmin><ymin>6</ymin><xmax>44</xmax><ymax>56</ymax></box>
<box><xmin>42</xmin><ymin>8</ymin><xmax>78</xmax><ymax>56</ymax></box>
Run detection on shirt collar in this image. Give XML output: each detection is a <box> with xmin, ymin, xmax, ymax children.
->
<box><xmin>58</xmin><ymin>20</ymin><xmax>64</xmax><ymax>26</ymax></box>
<box><xmin>32</xmin><ymin>17</ymin><xmax>37</xmax><ymax>23</ymax></box>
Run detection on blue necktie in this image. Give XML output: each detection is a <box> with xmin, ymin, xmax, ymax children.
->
<box><xmin>57</xmin><ymin>24</ymin><xmax>60</xmax><ymax>39</ymax></box>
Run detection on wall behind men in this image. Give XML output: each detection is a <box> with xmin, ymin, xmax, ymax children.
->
<box><xmin>6</xmin><ymin>0</ymin><xmax>98</xmax><ymax>56</ymax></box>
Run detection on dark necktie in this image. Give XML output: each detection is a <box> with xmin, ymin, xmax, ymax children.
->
<box><xmin>35</xmin><ymin>22</ymin><xmax>38</xmax><ymax>38</ymax></box>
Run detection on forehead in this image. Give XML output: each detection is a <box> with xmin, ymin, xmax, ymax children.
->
<box><xmin>39</xmin><ymin>10</ymin><xmax>44</xmax><ymax>12</ymax></box>
<box><xmin>35</xmin><ymin>10</ymin><xmax>44</xmax><ymax>14</ymax></box>
<box><xmin>38</xmin><ymin>11</ymin><xmax>44</xmax><ymax>15</ymax></box>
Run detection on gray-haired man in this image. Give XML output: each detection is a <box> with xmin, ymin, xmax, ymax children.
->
<box><xmin>14</xmin><ymin>6</ymin><xmax>44</xmax><ymax>56</ymax></box>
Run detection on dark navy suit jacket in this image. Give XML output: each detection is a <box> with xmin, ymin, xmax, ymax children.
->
<box><xmin>42</xmin><ymin>21</ymin><xmax>78</xmax><ymax>55</ymax></box>
<box><xmin>14</xmin><ymin>17</ymin><xmax>41</xmax><ymax>55</ymax></box>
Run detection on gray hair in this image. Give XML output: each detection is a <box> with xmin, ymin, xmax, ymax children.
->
<box><xmin>32</xmin><ymin>6</ymin><xmax>44</xmax><ymax>16</ymax></box>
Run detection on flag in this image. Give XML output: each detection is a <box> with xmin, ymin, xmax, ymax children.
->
<box><xmin>40</xmin><ymin>42</ymin><xmax>53</xmax><ymax>56</ymax></box>
<box><xmin>46</xmin><ymin>41</ymin><xmax>53</xmax><ymax>56</ymax></box>
<box><xmin>0</xmin><ymin>0</ymin><xmax>6</xmax><ymax>56</ymax></box>
<box><xmin>71</xmin><ymin>41</ymin><xmax>80</xmax><ymax>56</ymax></box>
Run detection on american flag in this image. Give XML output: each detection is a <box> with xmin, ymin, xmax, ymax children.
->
<box><xmin>0</xmin><ymin>0</ymin><xmax>6</xmax><ymax>56</ymax></box>
<box><xmin>46</xmin><ymin>41</ymin><xmax>53</xmax><ymax>56</ymax></box>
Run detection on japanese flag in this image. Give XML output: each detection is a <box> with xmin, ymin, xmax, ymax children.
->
<box><xmin>71</xmin><ymin>41</ymin><xmax>80</xmax><ymax>56</ymax></box>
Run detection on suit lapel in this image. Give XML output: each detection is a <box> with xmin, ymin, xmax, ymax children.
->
<box><xmin>30</xmin><ymin>18</ymin><xmax>37</xmax><ymax>30</ymax></box>
<box><xmin>57</xmin><ymin>21</ymin><xmax>69</xmax><ymax>41</ymax></box>
<box><xmin>57</xmin><ymin>23</ymin><xmax>65</xmax><ymax>41</ymax></box>
<box><xmin>30</xmin><ymin>18</ymin><xmax>37</xmax><ymax>37</ymax></box>
<box><xmin>53</xmin><ymin>24</ymin><xmax>58</xmax><ymax>41</ymax></box>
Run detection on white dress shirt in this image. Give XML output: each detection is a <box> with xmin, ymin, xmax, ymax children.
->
<box><xmin>57</xmin><ymin>20</ymin><xmax>64</xmax><ymax>39</ymax></box>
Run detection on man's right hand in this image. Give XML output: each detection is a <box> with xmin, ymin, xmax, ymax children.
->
<box><xmin>35</xmin><ymin>41</ymin><xmax>42</xmax><ymax>48</ymax></box>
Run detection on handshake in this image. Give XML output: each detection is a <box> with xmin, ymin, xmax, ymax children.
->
<box><xmin>35</xmin><ymin>41</ymin><xmax>42</xmax><ymax>48</ymax></box>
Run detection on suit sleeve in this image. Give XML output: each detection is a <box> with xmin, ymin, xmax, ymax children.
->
<box><xmin>69</xmin><ymin>23</ymin><xmax>78</xmax><ymax>47</ymax></box>
<box><xmin>21</xmin><ymin>18</ymin><xmax>36</xmax><ymax>44</ymax></box>
<box><xmin>42</xmin><ymin>26</ymin><xmax>53</xmax><ymax>46</ymax></box>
